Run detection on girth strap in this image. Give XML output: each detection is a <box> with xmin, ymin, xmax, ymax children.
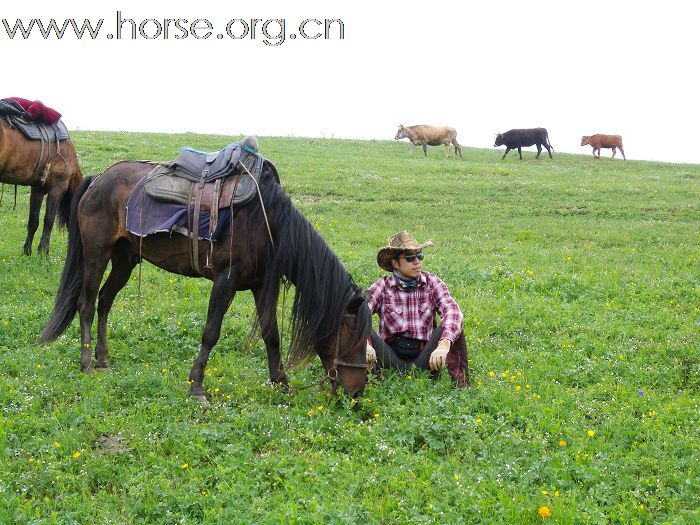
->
<box><xmin>190</xmin><ymin>167</ymin><xmax>209</xmax><ymax>275</ymax></box>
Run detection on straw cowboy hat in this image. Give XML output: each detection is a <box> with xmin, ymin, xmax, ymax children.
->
<box><xmin>376</xmin><ymin>231</ymin><xmax>433</xmax><ymax>271</ymax></box>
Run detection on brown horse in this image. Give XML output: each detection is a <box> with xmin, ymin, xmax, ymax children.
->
<box><xmin>40</xmin><ymin>158</ymin><xmax>371</xmax><ymax>400</ymax></box>
<box><xmin>0</xmin><ymin>118</ymin><xmax>82</xmax><ymax>254</ymax></box>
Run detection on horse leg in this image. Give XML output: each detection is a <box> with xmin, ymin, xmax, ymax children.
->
<box><xmin>23</xmin><ymin>188</ymin><xmax>45</xmax><ymax>256</ymax></box>
<box><xmin>188</xmin><ymin>276</ymin><xmax>236</xmax><ymax>399</ymax></box>
<box><xmin>94</xmin><ymin>242</ymin><xmax>137</xmax><ymax>370</ymax></box>
<box><xmin>453</xmin><ymin>141</ymin><xmax>463</xmax><ymax>159</ymax></box>
<box><xmin>619</xmin><ymin>146</ymin><xmax>626</xmax><ymax>160</ymax></box>
<box><xmin>252</xmin><ymin>287</ymin><xmax>288</xmax><ymax>387</ymax></box>
<box><xmin>37</xmin><ymin>186</ymin><xmax>64</xmax><ymax>254</ymax></box>
<box><xmin>77</xmin><ymin>248</ymin><xmax>112</xmax><ymax>373</ymax></box>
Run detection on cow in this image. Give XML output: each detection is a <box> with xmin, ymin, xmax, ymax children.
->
<box><xmin>581</xmin><ymin>134</ymin><xmax>626</xmax><ymax>160</ymax></box>
<box><xmin>395</xmin><ymin>124</ymin><xmax>463</xmax><ymax>158</ymax></box>
<box><xmin>494</xmin><ymin>128</ymin><xmax>553</xmax><ymax>160</ymax></box>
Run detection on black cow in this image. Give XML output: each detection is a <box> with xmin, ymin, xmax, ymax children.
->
<box><xmin>494</xmin><ymin>128</ymin><xmax>554</xmax><ymax>160</ymax></box>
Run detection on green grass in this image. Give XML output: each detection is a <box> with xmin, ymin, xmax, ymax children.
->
<box><xmin>1</xmin><ymin>132</ymin><xmax>698</xmax><ymax>524</ymax></box>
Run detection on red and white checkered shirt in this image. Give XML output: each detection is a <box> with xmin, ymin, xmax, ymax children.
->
<box><xmin>366</xmin><ymin>271</ymin><xmax>463</xmax><ymax>343</ymax></box>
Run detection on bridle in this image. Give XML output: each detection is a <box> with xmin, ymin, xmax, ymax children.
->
<box><xmin>326</xmin><ymin>313</ymin><xmax>368</xmax><ymax>381</ymax></box>
<box><xmin>286</xmin><ymin>312</ymin><xmax>367</xmax><ymax>395</ymax></box>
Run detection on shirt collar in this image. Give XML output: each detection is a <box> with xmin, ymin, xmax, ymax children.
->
<box><xmin>388</xmin><ymin>271</ymin><xmax>427</xmax><ymax>290</ymax></box>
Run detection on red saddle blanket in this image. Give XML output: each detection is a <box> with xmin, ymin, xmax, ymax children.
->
<box><xmin>2</xmin><ymin>97</ymin><xmax>62</xmax><ymax>124</ymax></box>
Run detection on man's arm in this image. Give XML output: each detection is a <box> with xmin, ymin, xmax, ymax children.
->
<box><xmin>429</xmin><ymin>274</ymin><xmax>464</xmax><ymax>343</ymax></box>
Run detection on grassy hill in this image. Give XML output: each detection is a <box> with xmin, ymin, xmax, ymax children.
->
<box><xmin>1</xmin><ymin>132</ymin><xmax>698</xmax><ymax>523</ymax></box>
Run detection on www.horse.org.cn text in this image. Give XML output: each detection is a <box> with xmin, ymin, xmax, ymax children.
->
<box><xmin>1</xmin><ymin>12</ymin><xmax>346</xmax><ymax>46</ymax></box>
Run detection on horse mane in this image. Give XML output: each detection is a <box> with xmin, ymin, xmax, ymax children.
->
<box><xmin>254</xmin><ymin>160</ymin><xmax>367</xmax><ymax>366</ymax></box>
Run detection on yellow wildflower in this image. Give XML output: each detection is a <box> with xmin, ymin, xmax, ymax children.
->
<box><xmin>181</xmin><ymin>463</ymin><xmax>189</xmax><ymax>469</ymax></box>
<box><xmin>587</xmin><ymin>430</ymin><xmax>596</xmax><ymax>437</ymax></box>
<box><xmin>538</xmin><ymin>506</ymin><xmax>552</xmax><ymax>517</ymax></box>
<box><xmin>559</xmin><ymin>440</ymin><xmax>567</xmax><ymax>447</ymax></box>
<box><xmin>72</xmin><ymin>451</ymin><xmax>81</xmax><ymax>459</ymax></box>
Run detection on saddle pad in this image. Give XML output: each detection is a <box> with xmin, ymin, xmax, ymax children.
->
<box><xmin>125</xmin><ymin>176</ymin><xmax>230</xmax><ymax>240</ymax></box>
<box><xmin>7</xmin><ymin>116</ymin><xmax>70</xmax><ymax>142</ymax></box>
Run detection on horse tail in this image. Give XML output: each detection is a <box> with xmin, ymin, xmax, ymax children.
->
<box><xmin>40</xmin><ymin>175</ymin><xmax>92</xmax><ymax>343</ymax></box>
<box><xmin>546</xmin><ymin>130</ymin><xmax>554</xmax><ymax>152</ymax></box>
<box><xmin>57</xmin><ymin>164</ymin><xmax>83</xmax><ymax>230</ymax></box>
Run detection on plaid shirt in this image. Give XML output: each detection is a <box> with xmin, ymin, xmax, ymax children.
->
<box><xmin>366</xmin><ymin>271</ymin><xmax>463</xmax><ymax>343</ymax></box>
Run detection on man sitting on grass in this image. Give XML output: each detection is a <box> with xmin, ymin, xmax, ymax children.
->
<box><xmin>365</xmin><ymin>231</ymin><xmax>469</xmax><ymax>386</ymax></box>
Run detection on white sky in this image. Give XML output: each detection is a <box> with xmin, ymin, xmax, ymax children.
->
<box><xmin>3</xmin><ymin>0</ymin><xmax>698</xmax><ymax>163</ymax></box>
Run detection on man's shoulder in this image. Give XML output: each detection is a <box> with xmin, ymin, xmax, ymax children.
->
<box><xmin>421</xmin><ymin>271</ymin><xmax>447</xmax><ymax>285</ymax></box>
<box><xmin>369</xmin><ymin>274</ymin><xmax>393</xmax><ymax>290</ymax></box>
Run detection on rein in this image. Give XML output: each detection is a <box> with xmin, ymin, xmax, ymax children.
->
<box><xmin>239</xmin><ymin>159</ymin><xmax>275</xmax><ymax>251</ymax></box>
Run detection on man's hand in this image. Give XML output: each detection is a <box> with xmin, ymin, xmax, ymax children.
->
<box><xmin>429</xmin><ymin>339</ymin><xmax>451</xmax><ymax>371</ymax></box>
<box><xmin>366</xmin><ymin>343</ymin><xmax>377</xmax><ymax>367</ymax></box>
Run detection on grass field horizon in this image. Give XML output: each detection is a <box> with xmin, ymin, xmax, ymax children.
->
<box><xmin>1</xmin><ymin>131</ymin><xmax>698</xmax><ymax>523</ymax></box>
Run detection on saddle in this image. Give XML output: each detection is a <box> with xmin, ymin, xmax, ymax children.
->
<box><xmin>0</xmin><ymin>98</ymin><xmax>70</xmax><ymax>182</ymax></box>
<box><xmin>141</xmin><ymin>136</ymin><xmax>264</xmax><ymax>274</ymax></box>
<box><xmin>0</xmin><ymin>99</ymin><xmax>69</xmax><ymax>141</ymax></box>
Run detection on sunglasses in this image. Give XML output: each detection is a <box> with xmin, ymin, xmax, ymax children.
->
<box><xmin>401</xmin><ymin>252</ymin><xmax>424</xmax><ymax>263</ymax></box>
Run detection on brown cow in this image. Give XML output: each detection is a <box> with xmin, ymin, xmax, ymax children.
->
<box><xmin>395</xmin><ymin>124</ymin><xmax>463</xmax><ymax>158</ymax></box>
<box><xmin>581</xmin><ymin>134</ymin><xmax>626</xmax><ymax>160</ymax></box>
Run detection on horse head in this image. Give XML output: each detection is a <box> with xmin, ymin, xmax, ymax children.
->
<box><xmin>317</xmin><ymin>292</ymin><xmax>371</xmax><ymax>398</ymax></box>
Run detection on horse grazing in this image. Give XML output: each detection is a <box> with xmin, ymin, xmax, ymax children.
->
<box><xmin>40</xmin><ymin>158</ymin><xmax>371</xmax><ymax>400</ymax></box>
<box><xmin>0</xmin><ymin>118</ymin><xmax>82</xmax><ymax>255</ymax></box>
